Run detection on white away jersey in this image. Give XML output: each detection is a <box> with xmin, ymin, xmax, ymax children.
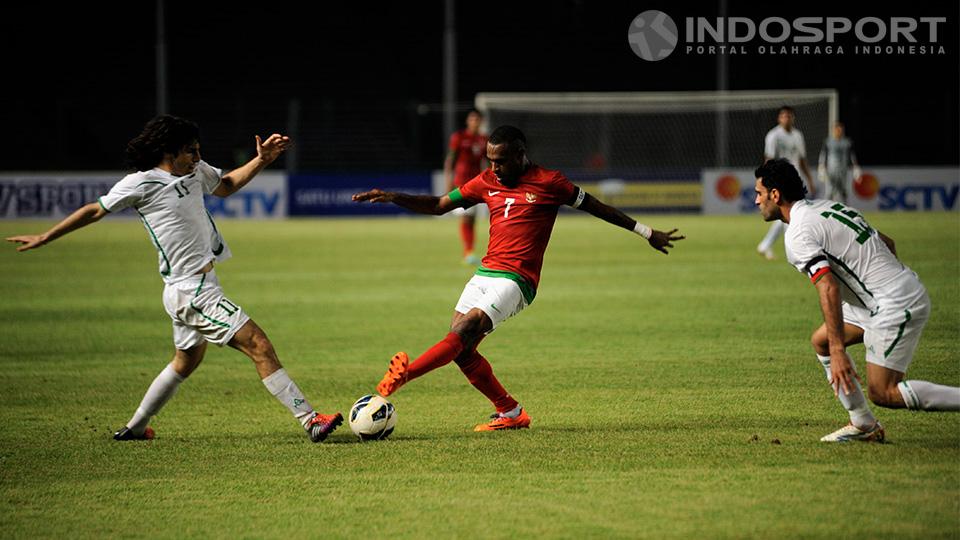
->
<box><xmin>764</xmin><ymin>125</ymin><xmax>806</xmax><ymax>168</ymax></box>
<box><xmin>785</xmin><ymin>199</ymin><xmax>908</xmax><ymax>313</ymax></box>
<box><xmin>98</xmin><ymin>161</ymin><xmax>232</xmax><ymax>283</ymax></box>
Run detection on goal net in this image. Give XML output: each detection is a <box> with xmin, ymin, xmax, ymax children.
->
<box><xmin>474</xmin><ymin>90</ymin><xmax>837</xmax><ymax>175</ymax></box>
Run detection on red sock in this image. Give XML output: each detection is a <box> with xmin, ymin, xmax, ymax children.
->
<box><xmin>458</xmin><ymin>350</ymin><xmax>518</xmax><ymax>413</ymax></box>
<box><xmin>460</xmin><ymin>221</ymin><xmax>475</xmax><ymax>254</ymax></box>
<box><xmin>407</xmin><ymin>332</ymin><xmax>465</xmax><ymax>381</ymax></box>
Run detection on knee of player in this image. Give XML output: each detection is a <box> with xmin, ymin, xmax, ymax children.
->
<box><xmin>810</xmin><ymin>332</ymin><xmax>829</xmax><ymax>355</ymax></box>
<box><xmin>867</xmin><ymin>381</ymin><xmax>903</xmax><ymax>409</ymax></box>
<box><xmin>249</xmin><ymin>329</ymin><xmax>277</xmax><ymax>358</ymax></box>
<box><xmin>452</xmin><ymin>309</ymin><xmax>488</xmax><ymax>340</ymax></box>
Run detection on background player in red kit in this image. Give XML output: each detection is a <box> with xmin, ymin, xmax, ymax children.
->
<box><xmin>444</xmin><ymin>109</ymin><xmax>488</xmax><ymax>265</ymax></box>
<box><xmin>353</xmin><ymin>125</ymin><xmax>684</xmax><ymax>431</ymax></box>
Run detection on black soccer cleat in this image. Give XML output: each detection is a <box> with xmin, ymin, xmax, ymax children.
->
<box><xmin>113</xmin><ymin>426</ymin><xmax>155</xmax><ymax>441</ymax></box>
<box><xmin>306</xmin><ymin>412</ymin><xmax>343</xmax><ymax>443</ymax></box>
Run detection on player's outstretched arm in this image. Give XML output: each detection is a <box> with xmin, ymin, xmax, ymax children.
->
<box><xmin>352</xmin><ymin>189</ymin><xmax>462</xmax><ymax>216</ymax></box>
<box><xmin>214</xmin><ymin>134</ymin><xmax>291</xmax><ymax>197</ymax></box>
<box><xmin>575</xmin><ymin>192</ymin><xmax>684</xmax><ymax>255</ymax></box>
<box><xmin>814</xmin><ymin>272</ymin><xmax>860</xmax><ymax>397</ymax></box>
<box><xmin>6</xmin><ymin>201</ymin><xmax>107</xmax><ymax>252</ymax></box>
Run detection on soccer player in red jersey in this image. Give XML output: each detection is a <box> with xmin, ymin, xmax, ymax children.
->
<box><xmin>443</xmin><ymin>110</ymin><xmax>488</xmax><ymax>265</ymax></box>
<box><xmin>352</xmin><ymin>125</ymin><xmax>684</xmax><ymax>431</ymax></box>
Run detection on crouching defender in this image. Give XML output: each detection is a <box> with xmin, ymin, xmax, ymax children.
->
<box><xmin>754</xmin><ymin>158</ymin><xmax>959</xmax><ymax>442</ymax></box>
<box><xmin>7</xmin><ymin>115</ymin><xmax>342</xmax><ymax>442</ymax></box>
<box><xmin>353</xmin><ymin>125</ymin><xmax>684</xmax><ymax>431</ymax></box>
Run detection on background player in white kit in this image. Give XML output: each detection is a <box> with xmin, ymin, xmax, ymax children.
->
<box><xmin>6</xmin><ymin>115</ymin><xmax>343</xmax><ymax>442</ymax></box>
<box><xmin>756</xmin><ymin>106</ymin><xmax>817</xmax><ymax>260</ymax></box>
<box><xmin>818</xmin><ymin>122</ymin><xmax>862</xmax><ymax>203</ymax></box>
<box><xmin>754</xmin><ymin>158</ymin><xmax>960</xmax><ymax>442</ymax></box>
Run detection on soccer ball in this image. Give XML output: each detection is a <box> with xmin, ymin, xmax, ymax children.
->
<box><xmin>349</xmin><ymin>394</ymin><xmax>397</xmax><ymax>441</ymax></box>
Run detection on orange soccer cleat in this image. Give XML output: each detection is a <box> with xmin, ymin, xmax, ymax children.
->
<box><xmin>473</xmin><ymin>408</ymin><xmax>531</xmax><ymax>432</ymax></box>
<box><xmin>376</xmin><ymin>352</ymin><xmax>409</xmax><ymax>397</ymax></box>
<box><xmin>306</xmin><ymin>412</ymin><xmax>343</xmax><ymax>443</ymax></box>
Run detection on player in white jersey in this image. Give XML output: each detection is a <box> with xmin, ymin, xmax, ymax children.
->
<box><xmin>753</xmin><ymin>158</ymin><xmax>959</xmax><ymax>442</ymax></box>
<box><xmin>817</xmin><ymin>122</ymin><xmax>862</xmax><ymax>203</ymax></box>
<box><xmin>756</xmin><ymin>106</ymin><xmax>817</xmax><ymax>260</ymax></box>
<box><xmin>6</xmin><ymin>115</ymin><xmax>343</xmax><ymax>443</ymax></box>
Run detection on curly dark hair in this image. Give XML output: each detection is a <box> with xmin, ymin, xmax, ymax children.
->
<box><xmin>125</xmin><ymin>115</ymin><xmax>200</xmax><ymax>171</ymax></box>
<box><xmin>755</xmin><ymin>158</ymin><xmax>807</xmax><ymax>203</ymax></box>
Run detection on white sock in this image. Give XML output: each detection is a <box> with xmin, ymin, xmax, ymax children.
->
<box><xmin>758</xmin><ymin>221</ymin><xmax>785</xmax><ymax>252</ymax></box>
<box><xmin>261</xmin><ymin>368</ymin><xmax>316</xmax><ymax>427</ymax></box>
<box><xmin>817</xmin><ymin>354</ymin><xmax>876</xmax><ymax>429</ymax></box>
<box><xmin>898</xmin><ymin>380</ymin><xmax>960</xmax><ymax>411</ymax></box>
<box><xmin>500</xmin><ymin>404</ymin><xmax>522</xmax><ymax>419</ymax></box>
<box><xmin>126</xmin><ymin>363</ymin><xmax>185</xmax><ymax>435</ymax></box>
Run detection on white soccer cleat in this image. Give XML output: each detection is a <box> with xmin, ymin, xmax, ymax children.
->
<box><xmin>820</xmin><ymin>422</ymin><xmax>885</xmax><ymax>443</ymax></box>
<box><xmin>757</xmin><ymin>247</ymin><xmax>776</xmax><ymax>260</ymax></box>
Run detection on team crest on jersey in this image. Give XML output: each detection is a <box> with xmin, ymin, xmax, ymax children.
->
<box><xmin>525</xmin><ymin>192</ymin><xmax>537</xmax><ymax>203</ymax></box>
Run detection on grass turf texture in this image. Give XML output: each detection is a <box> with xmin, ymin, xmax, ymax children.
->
<box><xmin>1</xmin><ymin>212</ymin><xmax>958</xmax><ymax>538</ymax></box>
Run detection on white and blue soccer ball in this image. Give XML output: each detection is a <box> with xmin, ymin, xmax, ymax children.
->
<box><xmin>349</xmin><ymin>394</ymin><xmax>397</xmax><ymax>441</ymax></box>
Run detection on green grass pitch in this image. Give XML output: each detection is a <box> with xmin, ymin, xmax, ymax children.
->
<box><xmin>1</xmin><ymin>211</ymin><xmax>957</xmax><ymax>538</ymax></box>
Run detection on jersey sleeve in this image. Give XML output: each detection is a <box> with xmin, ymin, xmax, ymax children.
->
<box><xmin>797</xmin><ymin>132</ymin><xmax>807</xmax><ymax>160</ymax></box>
<box><xmin>788</xmin><ymin>229</ymin><xmax>831</xmax><ymax>284</ymax></box>
<box><xmin>448</xmin><ymin>132</ymin><xmax>461</xmax><ymax>153</ymax></box>
<box><xmin>98</xmin><ymin>175</ymin><xmax>142</xmax><ymax>213</ymax></box>
<box><xmin>550</xmin><ymin>172</ymin><xmax>580</xmax><ymax>207</ymax></box>
<box><xmin>196</xmin><ymin>161</ymin><xmax>224</xmax><ymax>194</ymax></box>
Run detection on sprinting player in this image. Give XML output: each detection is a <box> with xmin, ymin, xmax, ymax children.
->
<box><xmin>818</xmin><ymin>122</ymin><xmax>862</xmax><ymax>203</ymax></box>
<box><xmin>753</xmin><ymin>158</ymin><xmax>959</xmax><ymax>442</ymax></box>
<box><xmin>6</xmin><ymin>115</ymin><xmax>342</xmax><ymax>442</ymax></box>
<box><xmin>444</xmin><ymin>109</ymin><xmax>488</xmax><ymax>265</ymax></box>
<box><xmin>757</xmin><ymin>105</ymin><xmax>817</xmax><ymax>260</ymax></box>
<box><xmin>353</xmin><ymin>125</ymin><xmax>684</xmax><ymax>431</ymax></box>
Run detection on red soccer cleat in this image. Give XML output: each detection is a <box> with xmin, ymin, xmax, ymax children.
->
<box><xmin>306</xmin><ymin>412</ymin><xmax>343</xmax><ymax>443</ymax></box>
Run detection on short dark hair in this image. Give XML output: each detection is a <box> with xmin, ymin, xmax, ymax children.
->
<box><xmin>778</xmin><ymin>105</ymin><xmax>795</xmax><ymax>115</ymax></box>
<box><xmin>125</xmin><ymin>115</ymin><xmax>200</xmax><ymax>171</ymax></box>
<box><xmin>755</xmin><ymin>158</ymin><xmax>807</xmax><ymax>203</ymax></box>
<box><xmin>488</xmin><ymin>125</ymin><xmax>526</xmax><ymax>153</ymax></box>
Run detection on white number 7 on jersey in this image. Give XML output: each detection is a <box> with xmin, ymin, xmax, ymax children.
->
<box><xmin>504</xmin><ymin>197</ymin><xmax>515</xmax><ymax>218</ymax></box>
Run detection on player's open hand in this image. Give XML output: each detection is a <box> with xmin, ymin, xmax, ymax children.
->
<box><xmin>829</xmin><ymin>351</ymin><xmax>861</xmax><ymax>397</ymax></box>
<box><xmin>256</xmin><ymin>134</ymin><xmax>292</xmax><ymax>164</ymax></box>
<box><xmin>352</xmin><ymin>189</ymin><xmax>395</xmax><ymax>204</ymax></box>
<box><xmin>6</xmin><ymin>234</ymin><xmax>46</xmax><ymax>252</ymax></box>
<box><xmin>648</xmin><ymin>228</ymin><xmax>684</xmax><ymax>255</ymax></box>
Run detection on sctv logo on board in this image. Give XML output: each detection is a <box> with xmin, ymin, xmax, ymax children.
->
<box><xmin>855</xmin><ymin>173</ymin><xmax>959</xmax><ymax>211</ymax></box>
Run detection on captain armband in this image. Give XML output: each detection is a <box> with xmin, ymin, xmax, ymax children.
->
<box><xmin>803</xmin><ymin>255</ymin><xmax>831</xmax><ymax>284</ymax></box>
<box><xmin>570</xmin><ymin>187</ymin><xmax>586</xmax><ymax>208</ymax></box>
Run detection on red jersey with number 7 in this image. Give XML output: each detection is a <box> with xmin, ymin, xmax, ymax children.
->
<box><xmin>450</xmin><ymin>165</ymin><xmax>579</xmax><ymax>294</ymax></box>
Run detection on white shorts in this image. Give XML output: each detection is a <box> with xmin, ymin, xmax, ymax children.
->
<box><xmin>454</xmin><ymin>275</ymin><xmax>528</xmax><ymax>331</ymax></box>
<box><xmin>162</xmin><ymin>269</ymin><xmax>250</xmax><ymax>350</ymax></box>
<box><xmin>842</xmin><ymin>272</ymin><xmax>930</xmax><ymax>373</ymax></box>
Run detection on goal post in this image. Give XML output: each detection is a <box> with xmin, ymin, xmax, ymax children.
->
<box><xmin>475</xmin><ymin>90</ymin><xmax>838</xmax><ymax>173</ymax></box>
